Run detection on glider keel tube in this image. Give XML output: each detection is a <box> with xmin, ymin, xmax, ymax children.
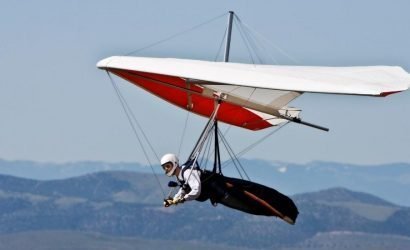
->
<box><xmin>285</xmin><ymin>117</ymin><xmax>329</xmax><ymax>132</ymax></box>
<box><xmin>206</xmin><ymin>87</ymin><xmax>329</xmax><ymax>131</ymax></box>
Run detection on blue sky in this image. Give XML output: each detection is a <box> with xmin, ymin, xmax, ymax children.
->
<box><xmin>1</xmin><ymin>0</ymin><xmax>409</xmax><ymax>165</ymax></box>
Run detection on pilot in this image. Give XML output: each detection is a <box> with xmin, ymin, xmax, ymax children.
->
<box><xmin>160</xmin><ymin>153</ymin><xmax>202</xmax><ymax>207</ymax></box>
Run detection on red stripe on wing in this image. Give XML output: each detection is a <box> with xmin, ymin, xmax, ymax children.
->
<box><xmin>110</xmin><ymin>69</ymin><xmax>273</xmax><ymax>131</ymax></box>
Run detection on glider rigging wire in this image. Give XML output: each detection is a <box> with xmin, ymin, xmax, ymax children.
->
<box><xmin>178</xmin><ymin>111</ymin><xmax>190</xmax><ymax>158</ymax></box>
<box><xmin>236</xmin><ymin>123</ymin><xmax>288</xmax><ymax>159</ymax></box>
<box><xmin>235</xmin><ymin>15</ymin><xmax>300</xmax><ymax>65</ymax></box>
<box><xmin>199</xmin><ymin>131</ymin><xmax>214</xmax><ymax>170</ymax></box>
<box><xmin>124</xmin><ymin>12</ymin><xmax>227</xmax><ymax>56</ymax></box>
<box><xmin>217</xmin><ymin>128</ymin><xmax>250</xmax><ymax>180</ymax></box>
<box><xmin>107</xmin><ymin>72</ymin><xmax>166</xmax><ymax>197</ymax></box>
<box><xmin>214</xmin><ymin>26</ymin><xmax>228</xmax><ymax>61</ymax></box>
<box><xmin>235</xmin><ymin>17</ymin><xmax>266</xmax><ymax>65</ymax></box>
<box><xmin>233</xmin><ymin>17</ymin><xmax>257</xmax><ymax>65</ymax></box>
<box><xmin>221</xmin><ymin>123</ymin><xmax>288</xmax><ymax>170</ymax></box>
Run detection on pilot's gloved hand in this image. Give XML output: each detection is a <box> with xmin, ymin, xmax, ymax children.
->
<box><xmin>163</xmin><ymin>198</ymin><xmax>174</xmax><ymax>207</ymax></box>
<box><xmin>172</xmin><ymin>197</ymin><xmax>186</xmax><ymax>205</ymax></box>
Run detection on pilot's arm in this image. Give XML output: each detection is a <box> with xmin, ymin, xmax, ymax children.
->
<box><xmin>181</xmin><ymin>168</ymin><xmax>201</xmax><ymax>201</ymax></box>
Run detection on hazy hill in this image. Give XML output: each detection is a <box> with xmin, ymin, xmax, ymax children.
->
<box><xmin>1</xmin><ymin>231</ymin><xmax>409</xmax><ymax>250</ymax></box>
<box><xmin>237</xmin><ymin>160</ymin><xmax>410</xmax><ymax>207</ymax></box>
<box><xmin>0</xmin><ymin>159</ymin><xmax>144</xmax><ymax>180</ymax></box>
<box><xmin>0</xmin><ymin>231</ymin><xmax>248</xmax><ymax>250</ymax></box>
<box><xmin>0</xmin><ymin>171</ymin><xmax>409</xmax><ymax>249</ymax></box>
<box><xmin>1</xmin><ymin>159</ymin><xmax>410</xmax><ymax>206</ymax></box>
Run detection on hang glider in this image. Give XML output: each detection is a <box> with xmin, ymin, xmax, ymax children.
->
<box><xmin>97</xmin><ymin>56</ymin><xmax>410</xmax><ymax>131</ymax></box>
<box><xmin>97</xmin><ymin>11</ymin><xmax>410</xmax><ymax>225</ymax></box>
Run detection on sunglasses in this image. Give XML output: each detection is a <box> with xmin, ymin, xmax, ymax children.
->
<box><xmin>162</xmin><ymin>162</ymin><xmax>173</xmax><ymax>170</ymax></box>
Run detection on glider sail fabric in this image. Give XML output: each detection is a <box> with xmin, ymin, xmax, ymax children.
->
<box><xmin>202</xmin><ymin>84</ymin><xmax>301</xmax><ymax>126</ymax></box>
<box><xmin>97</xmin><ymin>56</ymin><xmax>410</xmax><ymax>130</ymax></box>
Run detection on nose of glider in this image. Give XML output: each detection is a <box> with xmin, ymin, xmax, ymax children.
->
<box><xmin>96</xmin><ymin>56</ymin><xmax>117</xmax><ymax>69</ymax></box>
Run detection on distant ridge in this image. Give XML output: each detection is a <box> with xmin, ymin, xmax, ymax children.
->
<box><xmin>293</xmin><ymin>187</ymin><xmax>396</xmax><ymax>206</ymax></box>
<box><xmin>1</xmin><ymin>158</ymin><xmax>410</xmax><ymax>206</ymax></box>
<box><xmin>0</xmin><ymin>171</ymin><xmax>409</xmax><ymax>249</ymax></box>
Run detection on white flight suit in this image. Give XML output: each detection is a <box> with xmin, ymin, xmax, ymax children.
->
<box><xmin>173</xmin><ymin>167</ymin><xmax>202</xmax><ymax>201</ymax></box>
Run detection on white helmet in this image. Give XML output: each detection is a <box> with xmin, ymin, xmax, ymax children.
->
<box><xmin>160</xmin><ymin>153</ymin><xmax>179</xmax><ymax>177</ymax></box>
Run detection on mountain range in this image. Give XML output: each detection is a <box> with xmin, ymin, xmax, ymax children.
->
<box><xmin>1</xmin><ymin>158</ymin><xmax>409</xmax><ymax>206</ymax></box>
<box><xmin>0</xmin><ymin>170</ymin><xmax>409</xmax><ymax>249</ymax></box>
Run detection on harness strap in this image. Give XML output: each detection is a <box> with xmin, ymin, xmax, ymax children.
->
<box><xmin>178</xmin><ymin>161</ymin><xmax>201</xmax><ymax>191</ymax></box>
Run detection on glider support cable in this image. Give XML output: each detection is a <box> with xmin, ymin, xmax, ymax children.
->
<box><xmin>106</xmin><ymin>72</ymin><xmax>166</xmax><ymax>197</ymax></box>
<box><xmin>108</xmin><ymin>74</ymin><xmax>161</xmax><ymax>161</ymax></box>
<box><xmin>199</xmin><ymin>129</ymin><xmax>214</xmax><ymax>171</ymax></box>
<box><xmin>238</xmin><ymin>18</ymin><xmax>277</xmax><ymax>65</ymax></box>
<box><xmin>222</xmin><ymin>123</ymin><xmax>288</xmax><ymax>170</ymax></box>
<box><xmin>235</xmin><ymin>15</ymin><xmax>300</xmax><ymax>65</ymax></box>
<box><xmin>188</xmin><ymin>99</ymin><xmax>222</xmax><ymax>161</ymax></box>
<box><xmin>178</xmin><ymin>111</ymin><xmax>190</xmax><ymax>158</ymax></box>
<box><xmin>214</xmin><ymin>26</ymin><xmax>228</xmax><ymax>61</ymax></box>
<box><xmin>234</xmin><ymin>16</ymin><xmax>262</xmax><ymax>65</ymax></box>
<box><xmin>124</xmin><ymin>12</ymin><xmax>227</xmax><ymax>56</ymax></box>
<box><xmin>185</xmin><ymin>99</ymin><xmax>222</xmax><ymax>183</ymax></box>
<box><xmin>217</xmin><ymin>128</ymin><xmax>250</xmax><ymax>181</ymax></box>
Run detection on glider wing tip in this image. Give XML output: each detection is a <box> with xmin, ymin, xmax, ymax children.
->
<box><xmin>379</xmin><ymin>90</ymin><xmax>402</xmax><ymax>97</ymax></box>
<box><xmin>96</xmin><ymin>56</ymin><xmax>117</xmax><ymax>70</ymax></box>
<box><xmin>96</xmin><ymin>59</ymin><xmax>108</xmax><ymax>69</ymax></box>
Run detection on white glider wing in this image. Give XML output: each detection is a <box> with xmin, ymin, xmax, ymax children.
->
<box><xmin>97</xmin><ymin>56</ymin><xmax>410</xmax><ymax>130</ymax></box>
